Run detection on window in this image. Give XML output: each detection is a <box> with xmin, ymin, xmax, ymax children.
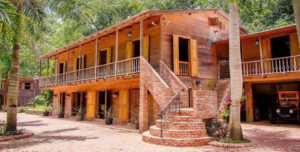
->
<box><xmin>25</xmin><ymin>83</ymin><xmax>31</xmax><ymax>90</ymax></box>
<box><xmin>208</xmin><ymin>17</ymin><xmax>219</xmax><ymax>26</ymax></box>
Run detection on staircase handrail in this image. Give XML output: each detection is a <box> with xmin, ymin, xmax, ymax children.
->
<box><xmin>217</xmin><ymin>82</ymin><xmax>231</xmax><ymax>115</ymax></box>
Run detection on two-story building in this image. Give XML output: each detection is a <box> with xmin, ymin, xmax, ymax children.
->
<box><xmin>39</xmin><ymin>9</ymin><xmax>252</xmax><ymax>147</ymax></box>
<box><xmin>0</xmin><ymin>77</ymin><xmax>40</xmax><ymax>109</ymax></box>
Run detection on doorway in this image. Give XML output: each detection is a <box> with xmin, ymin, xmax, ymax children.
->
<box><xmin>133</xmin><ymin>40</ymin><xmax>140</xmax><ymax>57</ymax></box>
<box><xmin>99</xmin><ymin>51</ymin><xmax>107</xmax><ymax>65</ymax></box>
<box><xmin>98</xmin><ymin>91</ymin><xmax>106</xmax><ymax>119</ymax></box>
<box><xmin>271</xmin><ymin>36</ymin><xmax>291</xmax><ymax>58</ymax></box>
<box><xmin>59</xmin><ymin>63</ymin><xmax>64</xmax><ymax>74</ymax></box>
<box><xmin>60</xmin><ymin>93</ymin><xmax>66</xmax><ymax>113</ymax></box>
<box><xmin>179</xmin><ymin>38</ymin><xmax>189</xmax><ymax>62</ymax></box>
<box><xmin>0</xmin><ymin>94</ymin><xmax>3</xmax><ymax>106</ymax></box>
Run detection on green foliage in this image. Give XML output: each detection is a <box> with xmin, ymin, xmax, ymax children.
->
<box><xmin>220</xmin><ymin>108</ymin><xmax>230</xmax><ymax>123</ymax></box>
<box><xmin>0</xmin><ymin>124</ymin><xmax>22</xmax><ymax>136</ymax></box>
<box><xmin>17</xmin><ymin>106</ymin><xmax>27</xmax><ymax>113</ymax></box>
<box><xmin>106</xmin><ymin>107</ymin><xmax>113</xmax><ymax>119</ymax></box>
<box><xmin>29</xmin><ymin>89</ymin><xmax>53</xmax><ymax>106</ymax></box>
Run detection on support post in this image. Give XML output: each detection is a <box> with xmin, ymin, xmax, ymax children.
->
<box><xmin>245</xmin><ymin>83</ymin><xmax>254</xmax><ymax>123</ymax></box>
<box><xmin>139</xmin><ymin>86</ymin><xmax>148</xmax><ymax>133</ymax></box>
<box><xmin>140</xmin><ymin>20</ymin><xmax>143</xmax><ymax>57</ymax></box>
<box><xmin>259</xmin><ymin>37</ymin><xmax>264</xmax><ymax>75</ymax></box>
<box><xmin>115</xmin><ymin>29</ymin><xmax>119</xmax><ymax>76</ymax></box>
<box><xmin>79</xmin><ymin>45</ymin><xmax>82</xmax><ymax>81</ymax></box>
<box><xmin>66</xmin><ymin>49</ymin><xmax>69</xmax><ymax>83</ymax></box>
<box><xmin>47</xmin><ymin>58</ymin><xmax>49</xmax><ymax>77</ymax></box>
<box><xmin>95</xmin><ymin>39</ymin><xmax>98</xmax><ymax>80</ymax></box>
<box><xmin>56</xmin><ymin>53</ymin><xmax>58</xmax><ymax>84</ymax></box>
<box><xmin>39</xmin><ymin>60</ymin><xmax>42</xmax><ymax>78</ymax></box>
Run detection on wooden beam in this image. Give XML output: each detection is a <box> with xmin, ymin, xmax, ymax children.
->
<box><xmin>95</xmin><ymin>39</ymin><xmax>98</xmax><ymax>80</ymax></box>
<box><xmin>115</xmin><ymin>29</ymin><xmax>119</xmax><ymax>76</ymax></box>
<box><xmin>140</xmin><ymin>19</ymin><xmax>143</xmax><ymax>56</ymax></box>
<box><xmin>259</xmin><ymin>37</ymin><xmax>264</xmax><ymax>76</ymax></box>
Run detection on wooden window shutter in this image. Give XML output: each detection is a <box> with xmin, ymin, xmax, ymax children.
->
<box><xmin>189</xmin><ymin>39</ymin><xmax>199</xmax><ymax>77</ymax></box>
<box><xmin>106</xmin><ymin>48</ymin><xmax>111</xmax><ymax>63</ymax></box>
<box><xmin>126</xmin><ymin>41</ymin><xmax>133</xmax><ymax>59</ymax></box>
<box><xmin>290</xmin><ymin>33</ymin><xmax>300</xmax><ymax>55</ymax></box>
<box><xmin>21</xmin><ymin>82</ymin><xmax>25</xmax><ymax>89</ymax></box>
<box><xmin>143</xmin><ymin>36</ymin><xmax>150</xmax><ymax>61</ymax></box>
<box><xmin>173</xmin><ymin>34</ymin><xmax>180</xmax><ymax>75</ymax></box>
<box><xmin>262</xmin><ymin>38</ymin><xmax>271</xmax><ymax>59</ymax></box>
<box><xmin>30</xmin><ymin>83</ymin><xmax>33</xmax><ymax>90</ymax></box>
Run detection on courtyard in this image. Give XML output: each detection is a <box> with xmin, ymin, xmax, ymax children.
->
<box><xmin>0</xmin><ymin>113</ymin><xmax>299</xmax><ymax>152</ymax></box>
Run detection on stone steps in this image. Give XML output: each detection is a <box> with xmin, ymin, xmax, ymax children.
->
<box><xmin>156</xmin><ymin>120</ymin><xmax>205</xmax><ymax>130</ymax></box>
<box><xmin>149</xmin><ymin>126</ymin><xmax>207</xmax><ymax>138</ymax></box>
<box><xmin>142</xmin><ymin>131</ymin><xmax>214</xmax><ymax>147</ymax></box>
<box><xmin>142</xmin><ymin>108</ymin><xmax>214</xmax><ymax>147</ymax></box>
<box><xmin>167</xmin><ymin>108</ymin><xmax>195</xmax><ymax>116</ymax></box>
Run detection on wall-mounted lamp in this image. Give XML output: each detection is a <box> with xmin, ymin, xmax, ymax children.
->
<box><xmin>113</xmin><ymin>92</ymin><xmax>119</xmax><ymax>98</ymax></box>
<box><xmin>196</xmin><ymin>80</ymin><xmax>201</xmax><ymax>88</ymax></box>
<box><xmin>53</xmin><ymin>94</ymin><xmax>57</xmax><ymax>97</ymax></box>
<box><xmin>128</xmin><ymin>32</ymin><xmax>132</xmax><ymax>38</ymax></box>
<box><xmin>255</xmin><ymin>40</ymin><xmax>259</xmax><ymax>46</ymax></box>
<box><xmin>151</xmin><ymin>21</ymin><xmax>156</xmax><ymax>26</ymax></box>
<box><xmin>72</xmin><ymin>51</ymin><xmax>76</xmax><ymax>56</ymax></box>
<box><xmin>66</xmin><ymin>94</ymin><xmax>71</xmax><ymax>97</ymax></box>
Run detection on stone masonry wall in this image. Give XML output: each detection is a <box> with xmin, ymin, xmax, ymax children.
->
<box><xmin>193</xmin><ymin>90</ymin><xmax>217</xmax><ymax>119</ymax></box>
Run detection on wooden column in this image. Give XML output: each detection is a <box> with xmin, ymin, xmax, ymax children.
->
<box><xmin>56</xmin><ymin>53</ymin><xmax>58</xmax><ymax>83</ymax></box>
<box><xmin>47</xmin><ymin>58</ymin><xmax>49</xmax><ymax>76</ymax></box>
<box><xmin>245</xmin><ymin>83</ymin><xmax>254</xmax><ymax>123</ymax></box>
<box><xmin>140</xmin><ymin>20</ymin><xmax>143</xmax><ymax>56</ymax></box>
<box><xmin>115</xmin><ymin>30</ymin><xmax>119</xmax><ymax>76</ymax></box>
<box><xmin>66</xmin><ymin>49</ymin><xmax>69</xmax><ymax>82</ymax></box>
<box><xmin>259</xmin><ymin>37</ymin><xmax>264</xmax><ymax>75</ymax></box>
<box><xmin>95</xmin><ymin>39</ymin><xmax>98</xmax><ymax>79</ymax></box>
<box><xmin>39</xmin><ymin>60</ymin><xmax>42</xmax><ymax>77</ymax></box>
<box><xmin>79</xmin><ymin>45</ymin><xmax>82</xmax><ymax>81</ymax></box>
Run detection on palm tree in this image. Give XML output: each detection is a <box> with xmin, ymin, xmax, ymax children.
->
<box><xmin>293</xmin><ymin>0</ymin><xmax>300</xmax><ymax>45</ymax></box>
<box><xmin>5</xmin><ymin>0</ymin><xmax>45</xmax><ymax>132</ymax></box>
<box><xmin>228</xmin><ymin>0</ymin><xmax>243</xmax><ymax>140</ymax></box>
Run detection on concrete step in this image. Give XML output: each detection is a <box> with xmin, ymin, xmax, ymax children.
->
<box><xmin>167</xmin><ymin>108</ymin><xmax>195</xmax><ymax>116</ymax></box>
<box><xmin>142</xmin><ymin>131</ymin><xmax>214</xmax><ymax>147</ymax></box>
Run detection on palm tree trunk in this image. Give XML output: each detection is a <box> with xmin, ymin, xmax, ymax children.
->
<box><xmin>293</xmin><ymin>0</ymin><xmax>300</xmax><ymax>46</ymax></box>
<box><xmin>228</xmin><ymin>2</ymin><xmax>244</xmax><ymax>140</ymax></box>
<box><xmin>5</xmin><ymin>13</ymin><xmax>22</xmax><ymax>132</ymax></box>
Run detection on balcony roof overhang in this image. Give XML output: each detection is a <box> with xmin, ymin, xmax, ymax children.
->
<box><xmin>213</xmin><ymin>24</ymin><xmax>297</xmax><ymax>45</ymax></box>
<box><xmin>40</xmin><ymin>9</ymin><xmax>248</xmax><ymax>60</ymax></box>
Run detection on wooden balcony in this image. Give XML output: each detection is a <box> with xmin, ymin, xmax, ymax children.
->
<box><xmin>218</xmin><ymin>55</ymin><xmax>300</xmax><ymax>79</ymax></box>
<box><xmin>179</xmin><ymin>61</ymin><xmax>190</xmax><ymax>76</ymax></box>
<box><xmin>40</xmin><ymin>57</ymin><xmax>140</xmax><ymax>87</ymax></box>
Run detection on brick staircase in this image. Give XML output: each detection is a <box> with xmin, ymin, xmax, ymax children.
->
<box><xmin>142</xmin><ymin>108</ymin><xmax>214</xmax><ymax>147</ymax></box>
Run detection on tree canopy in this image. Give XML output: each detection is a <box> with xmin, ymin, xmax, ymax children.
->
<box><xmin>0</xmin><ymin>0</ymin><xmax>295</xmax><ymax>78</ymax></box>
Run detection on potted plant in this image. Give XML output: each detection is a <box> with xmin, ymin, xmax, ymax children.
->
<box><xmin>43</xmin><ymin>106</ymin><xmax>52</xmax><ymax>116</ymax></box>
<box><xmin>76</xmin><ymin>107</ymin><xmax>85</xmax><ymax>121</ymax></box>
<box><xmin>58</xmin><ymin>106</ymin><xmax>64</xmax><ymax>118</ymax></box>
<box><xmin>105</xmin><ymin>107</ymin><xmax>113</xmax><ymax>125</ymax></box>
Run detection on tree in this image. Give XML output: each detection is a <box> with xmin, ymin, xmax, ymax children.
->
<box><xmin>228</xmin><ymin>0</ymin><xmax>243</xmax><ymax>140</ymax></box>
<box><xmin>5</xmin><ymin>0</ymin><xmax>45</xmax><ymax>132</ymax></box>
<box><xmin>293</xmin><ymin>0</ymin><xmax>300</xmax><ymax>46</ymax></box>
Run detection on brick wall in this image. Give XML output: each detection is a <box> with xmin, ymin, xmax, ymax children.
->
<box><xmin>159</xmin><ymin>61</ymin><xmax>189</xmax><ymax>107</ymax></box>
<box><xmin>193</xmin><ymin>90</ymin><xmax>217</xmax><ymax>119</ymax></box>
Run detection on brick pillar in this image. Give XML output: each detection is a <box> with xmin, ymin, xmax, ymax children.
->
<box><xmin>52</xmin><ymin>90</ymin><xmax>60</xmax><ymax>116</ymax></box>
<box><xmin>139</xmin><ymin>86</ymin><xmax>148</xmax><ymax>133</ymax></box>
<box><xmin>245</xmin><ymin>83</ymin><xmax>254</xmax><ymax>123</ymax></box>
<box><xmin>86</xmin><ymin>91</ymin><xmax>96</xmax><ymax>120</ymax></box>
<box><xmin>64</xmin><ymin>93</ymin><xmax>72</xmax><ymax>117</ymax></box>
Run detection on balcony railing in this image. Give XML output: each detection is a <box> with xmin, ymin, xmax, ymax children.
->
<box><xmin>40</xmin><ymin>57</ymin><xmax>140</xmax><ymax>86</ymax></box>
<box><xmin>179</xmin><ymin>61</ymin><xmax>190</xmax><ymax>76</ymax></box>
<box><xmin>218</xmin><ymin>55</ymin><xmax>300</xmax><ymax>79</ymax></box>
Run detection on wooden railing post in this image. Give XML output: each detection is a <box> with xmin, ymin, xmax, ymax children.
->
<box><xmin>95</xmin><ymin>38</ymin><xmax>98</xmax><ymax>80</ymax></box>
<box><xmin>259</xmin><ymin>38</ymin><xmax>264</xmax><ymax>76</ymax></box>
<box><xmin>115</xmin><ymin>29</ymin><xmax>119</xmax><ymax>77</ymax></box>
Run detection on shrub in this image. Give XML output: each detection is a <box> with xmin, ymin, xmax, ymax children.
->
<box><xmin>17</xmin><ymin>106</ymin><xmax>27</xmax><ymax>113</ymax></box>
<box><xmin>0</xmin><ymin>125</ymin><xmax>22</xmax><ymax>136</ymax></box>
